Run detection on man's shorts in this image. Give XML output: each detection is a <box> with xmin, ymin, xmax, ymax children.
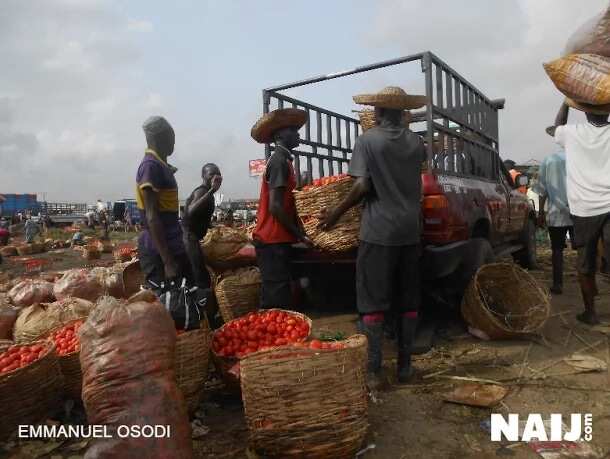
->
<box><xmin>254</xmin><ymin>242</ymin><xmax>293</xmax><ymax>308</ymax></box>
<box><xmin>356</xmin><ymin>241</ymin><xmax>421</xmax><ymax>314</ymax></box>
<box><xmin>548</xmin><ymin>226</ymin><xmax>574</xmax><ymax>251</ymax></box>
<box><xmin>571</xmin><ymin>212</ymin><xmax>610</xmax><ymax>275</ymax></box>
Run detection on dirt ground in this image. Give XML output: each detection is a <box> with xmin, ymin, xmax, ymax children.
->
<box><xmin>1</xmin><ymin>239</ymin><xmax>609</xmax><ymax>459</ymax></box>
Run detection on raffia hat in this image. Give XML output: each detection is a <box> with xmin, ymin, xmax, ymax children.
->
<box><xmin>251</xmin><ymin>108</ymin><xmax>308</xmax><ymax>144</ymax></box>
<box><xmin>353</xmin><ymin>86</ymin><xmax>427</xmax><ymax>110</ymax></box>
<box><xmin>357</xmin><ymin>109</ymin><xmax>411</xmax><ymax>131</ymax></box>
<box><xmin>565</xmin><ymin>97</ymin><xmax>610</xmax><ymax>115</ymax></box>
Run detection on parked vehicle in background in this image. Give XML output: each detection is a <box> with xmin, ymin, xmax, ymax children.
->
<box><xmin>0</xmin><ymin>194</ymin><xmax>40</xmax><ymax>217</ymax></box>
<box><xmin>260</xmin><ymin>51</ymin><xmax>536</xmax><ymax>310</ymax></box>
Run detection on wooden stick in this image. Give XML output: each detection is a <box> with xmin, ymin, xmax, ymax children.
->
<box><xmin>563</xmin><ymin>329</ymin><xmax>572</xmax><ymax>348</ymax></box>
<box><xmin>435</xmin><ymin>375</ymin><xmax>504</xmax><ymax>385</ymax></box>
<box><xmin>517</xmin><ymin>343</ymin><xmax>532</xmax><ymax>382</ymax></box>
<box><xmin>511</xmin><ymin>381</ymin><xmax>610</xmax><ymax>392</ymax></box>
<box><xmin>548</xmin><ymin>310</ymin><xmax>574</xmax><ymax>319</ymax></box>
<box><xmin>532</xmin><ymin>339</ymin><xmax>604</xmax><ymax>374</ymax></box>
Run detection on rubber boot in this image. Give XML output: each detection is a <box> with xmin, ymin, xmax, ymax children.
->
<box><xmin>550</xmin><ymin>249</ymin><xmax>564</xmax><ymax>294</ymax></box>
<box><xmin>357</xmin><ymin>317</ymin><xmax>384</xmax><ymax>390</ymax></box>
<box><xmin>577</xmin><ymin>274</ymin><xmax>600</xmax><ymax>325</ymax></box>
<box><xmin>397</xmin><ymin>315</ymin><xmax>417</xmax><ymax>383</ymax></box>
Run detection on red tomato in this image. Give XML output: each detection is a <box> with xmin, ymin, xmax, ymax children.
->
<box><xmin>286</xmin><ymin>325</ymin><xmax>294</xmax><ymax>332</ymax></box>
<box><xmin>290</xmin><ymin>331</ymin><xmax>300</xmax><ymax>341</ymax></box>
<box><xmin>267</xmin><ymin>323</ymin><xmax>277</xmax><ymax>334</ymax></box>
<box><xmin>309</xmin><ymin>340</ymin><xmax>322</xmax><ymax>349</ymax></box>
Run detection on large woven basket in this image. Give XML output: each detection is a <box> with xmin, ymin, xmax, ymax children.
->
<box><xmin>294</xmin><ymin>177</ymin><xmax>354</xmax><ymax>217</ymax></box>
<box><xmin>461</xmin><ymin>263</ymin><xmax>551</xmax><ymax>340</ymax></box>
<box><xmin>201</xmin><ymin>227</ymin><xmax>248</xmax><ymax>264</ymax></box>
<box><xmin>175</xmin><ymin>326</ymin><xmax>211</xmax><ymax>415</ymax></box>
<box><xmin>43</xmin><ymin>319</ymin><xmax>84</xmax><ymax>399</ymax></box>
<box><xmin>357</xmin><ymin>109</ymin><xmax>411</xmax><ymax>132</ymax></box>
<box><xmin>0</xmin><ymin>341</ymin><xmax>63</xmax><ymax>439</ymax></box>
<box><xmin>302</xmin><ymin>216</ymin><xmax>360</xmax><ymax>253</ymax></box>
<box><xmin>240</xmin><ymin>334</ymin><xmax>368</xmax><ymax>458</ymax></box>
<box><xmin>211</xmin><ymin>309</ymin><xmax>313</xmax><ymax>391</ymax></box>
<box><xmin>215</xmin><ymin>267</ymin><xmax>261</xmax><ymax>322</ymax></box>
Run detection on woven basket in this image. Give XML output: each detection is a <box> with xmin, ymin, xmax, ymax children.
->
<box><xmin>211</xmin><ymin>309</ymin><xmax>313</xmax><ymax>391</ymax></box>
<box><xmin>175</xmin><ymin>326</ymin><xmax>211</xmax><ymax>415</ymax></box>
<box><xmin>461</xmin><ymin>263</ymin><xmax>551</xmax><ymax>340</ymax></box>
<box><xmin>202</xmin><ymin>227</ymin><xmax>248</xmax><ymax>264</ymax></box>
<box><xmin>215</xmin><ymin>267</ymin><xmax>261</xmax><ymax>322</ymax></box>
<box><xmin>43</xmin><ymin>319</ymin><xmax>84</xmax><ymax>399</ymax></box>
<box><xmin>302</xmin><ymin>216</ymin><xmax>360</xmax><ymax>252</ymax></box>
<box><xmin>294</xmin><ymin>177</ymin><xmax>354</xmax><ymax>217</ymax></box>
<box><xmin>0</xmin><ymin>246</ymin><xmax>17</xmax><ymax>257</ymax></box>
<box><xmin>357</xmin><ymin>109</ymin><xmax>411</xmax><ymax>132</ymax></box>
<box><xmin>240</xmin><ymin>334</ymin><xmax>368</xmax><ymax>458</ymax></box>
<box><xmin>0</xmin><ymin>341</ymin><xmax>63</xmax><ymax>439</ymax></box>
<box><xmin>16</xmin><ymin>244</ymin><xmax>34</xmax><ymax>256</ymax></box>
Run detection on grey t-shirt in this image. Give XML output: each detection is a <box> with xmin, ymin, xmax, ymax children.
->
<box><xmin>349</xmin><ymin>126</ymin><xmax>426</xmax><ymax>246</ymax></box>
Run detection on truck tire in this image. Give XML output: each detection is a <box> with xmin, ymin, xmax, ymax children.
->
<box><xmin>514</xmin><ymin>218</ymin><xmax>537</xmax><ymax>270</ymax></box>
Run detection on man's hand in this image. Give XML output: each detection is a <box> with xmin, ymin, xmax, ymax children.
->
<box><xmin>164</xmin><ymin>258</ymin><xmax>178</xmax><ymax>281</ymax></box>
<box><xmin>537</xmin><ymin>210</ymin><xmax>546</xmax><ymax>228</ymax></box>
<box><xmin>211</xmin><ymin>175</ymin><xmax>223</xmax><ymax>192</ymax></box>
<box><xmin>317</xmin><ymin>208</ymin><xmax>340</xmax><ymax>231</ymax></box>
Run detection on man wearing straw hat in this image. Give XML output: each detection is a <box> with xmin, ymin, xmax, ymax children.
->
<box><xmin>251</xmin><ymin>108</ymin><xmax>313</xmax><ymax>309</ymax></box>
<box><xmin>532</xmin><ymin>126</ymin><xmax>573</xmax><ymax>295</ymax></box>
<box><xmin>319</xmin><ymin>86</ymin><xmax>427</xmax><ymax>387</ymax></box>
<box><xmin>550</xmin><ymin>100</ymin><xmax>610</xmax><ymax>325</ymax></box>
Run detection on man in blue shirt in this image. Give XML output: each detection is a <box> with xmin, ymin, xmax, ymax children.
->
<box><xmin>533</xmin><ymin>126</ymin><xmax>573</xmax><ymax>294</ymax></box>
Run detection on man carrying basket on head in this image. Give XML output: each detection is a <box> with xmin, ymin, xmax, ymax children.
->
<box><xmin>319</xmin><ymin>87</ymin><xmax>427</xmax><ymax>388</ymax></box>
<box><xmin>251</xmin><ymin>108</ymin><xmax>313</xmax><ymax>309</ymax></box>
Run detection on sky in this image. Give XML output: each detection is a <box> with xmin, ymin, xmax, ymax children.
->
<box><xmin>0</xmin><ymin>0</ymin><xmax>607</xmax><ymax>203</ymax></box>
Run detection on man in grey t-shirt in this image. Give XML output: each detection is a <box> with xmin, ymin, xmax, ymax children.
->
<box><xmin>319</xmin><ymin>86</ymin><xmax>427</xmax><ymax>388</ymax></box>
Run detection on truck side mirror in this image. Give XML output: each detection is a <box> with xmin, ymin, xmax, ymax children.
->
<box><xmin>517</xmin><ymin>175</ymin><xmax>529</xmax><ymax>187</ymax></box>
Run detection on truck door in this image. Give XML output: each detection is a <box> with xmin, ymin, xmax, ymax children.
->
<box><xmin>493</xmin><ymin>168</ymin><xmax>512</xmax><ymax>242</ymax></box>
<box><xmin>508</xmin><ymin>186</ymin><xmax>528</xmax><ymax>236</ymax></box>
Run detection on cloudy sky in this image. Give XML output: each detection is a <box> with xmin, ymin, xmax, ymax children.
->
<box><xmin>0</xmin><ymin>0</ymin><xmax>606</xmax><ymax>203</ymax></box>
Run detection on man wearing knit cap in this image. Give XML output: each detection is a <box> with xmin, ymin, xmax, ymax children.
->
<box><xmin>136</xmin><ymin>116</ymin><xmax>192</xmax><ymax>288</ymax></box>
<box><xmin>251</xmin><ymin>108</ymin><xmax>313</xmax><ymax>309</ymax></box>
<box><xmin>319</xmin><ymin>86</ymin><xmax>427</xmax><ymax>388</ymax></box>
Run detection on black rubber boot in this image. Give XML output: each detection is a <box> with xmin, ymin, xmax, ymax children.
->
<box><xmin>550</xmin><ymin>249</ymin><xmax>564</xmax><ymax>294</ymax></box>
<box><xmin>358</xmin><ymin>318</ymin><xmax>384</xmax><ymax>389</ymax></box>
<box><xmin>397</xmin><ymin>315</ymin><xmax>417</xmax><ymax>383</ymax></box>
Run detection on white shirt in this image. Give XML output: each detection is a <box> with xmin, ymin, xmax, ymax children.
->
<box><xmin>555</xmin><ymin>123</ymin><xmax>610</xmax><ymax>217</ymax></box>
<box><xmin>96</xmin><ymin>202</ymin><xmax>106</xmax><ymax>213</ymax></box>
<box><xmin>532</xmin><ymin>151</ymin><xmax>572</xmax><ymax>227</ymax></box>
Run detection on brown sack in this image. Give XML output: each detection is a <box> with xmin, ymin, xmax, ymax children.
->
<box><xmin>544</xmin><ymin>54</ymin><xmax>610</xmax><ymax>105</ymax></box>
<box><xmin>53</xmin><ymin>269</ymin><xmax>104</xmax><ymax>302</ymax></box>
<box><xmin>80</xmin><ymin>297</ymin><xmax>192</xmax><ymax>459</ymax></box>
<box><xmin>564</xmin><ymin>6</ymin><xmax>610</xmax><ymax>57</ymax></box>
<box><xmin>13</xmin><ymin>297</ymin><xmax>93</xmax><ymax>343</ymax></box>
<box><xmin>8</xmin><ymin>279</ymin><xmax>55</xmax><ymax>307</ymax></box>
<box><xmin>90</xmin><ymin>267</ymin><xmax>125</xmax><ymax>298</ymax></box>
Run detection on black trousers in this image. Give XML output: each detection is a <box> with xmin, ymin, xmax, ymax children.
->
<box><xmin>138</xmin><ymin>243</ymin><xmax>194</xmax><ymax>288</ymax></box>
<box><xmin>183</xmin><ymin>232</ymin><xmax>212</xmax><ymax>289</ymax></box>
<box><xmin>254</xmin><ymin>242</ymin><xmax>293</xmax><ymax>308</ymax></box>
<box><xmin>356</xmin><ymin>241</ymin><xmax>421</xmax><ymax>315</ymax></box>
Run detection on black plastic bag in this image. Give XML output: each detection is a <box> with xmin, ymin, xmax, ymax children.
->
<box><xmin>149</xmin><ymin>278</ymin><xmax>206</xmax><ymax>331</ymax></box>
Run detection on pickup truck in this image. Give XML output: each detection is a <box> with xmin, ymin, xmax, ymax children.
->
<box><xmin>260</xmin><ymin>52</ymin><xmax>537</xmax><ymax>309</ymax></box>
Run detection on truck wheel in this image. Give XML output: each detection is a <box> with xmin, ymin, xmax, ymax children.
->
<box><xmin>514</xmin><ymin>218</ymin><xmax>537</xmax><ymax>270</ymax></box>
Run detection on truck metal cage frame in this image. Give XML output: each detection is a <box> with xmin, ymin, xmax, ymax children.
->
<box><xmin>262</xmin><ymin>51</ymin><xmax>505</xmax><ymax>188</ymax></box>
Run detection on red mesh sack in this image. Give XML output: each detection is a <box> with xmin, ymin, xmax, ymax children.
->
<box><xmin>8</xmin><ymin>279</ymin><xmax>55</xmax><ymax>307</ymax></box>
<box><xmin>53</xmin><ymin>269</ymin><xmax>104</xmax><ymax>302</ymax></box>
<box><xmin>80</xmin><ymin>297</ymin><xmax>192</xmax><ymax>459</ymax></box>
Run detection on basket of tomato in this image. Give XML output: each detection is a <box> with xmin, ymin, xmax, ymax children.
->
<box><xmin>294</xmin><ymin>174</ymin><xmax>361</xmax><ymax>253</ymax></box>
<box><xmin>0</xmin><ymin>340</ymin><xmax>63</xmax><ymax>440</ymax></box>
<box><xmin>211</xmin><ymin>309</ymin><xmax>312</xmax><ymax>391</ymax></box>
<box><xmin>175</xmin><ymin>325</ymin><xmax>211</xmax><ymax>415</ymax></box>
<box><xmin>46</xmin><ymin>319</ymin><xmax>84</xmax><ymax>399</ymax></box>
<box><xmin>240</xmin><ymin>334</ymin><xmax>368</xmax><ymax>458</ymax></box>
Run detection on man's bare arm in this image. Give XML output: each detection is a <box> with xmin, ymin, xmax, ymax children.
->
<box><xmin>142</xmin><ymin>187</ymin><xmax>177</xmax><ymax>279</ymax></box>
<box><xmin>318</xmin><ymin>177</ymin><xmax>370</xmax><ymax>230</ymax></box>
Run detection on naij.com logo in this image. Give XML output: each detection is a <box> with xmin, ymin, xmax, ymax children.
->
<box><xmin>490</xmin><ymin>414</ymin><xmax>593</xmax><ymax>442</ymax></box>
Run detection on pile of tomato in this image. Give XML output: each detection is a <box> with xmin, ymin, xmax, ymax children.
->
<box><xmin>51</xmin><ymin>320</ymin><xmax>83</xmax><ymax>356</ymax></box>
<box><xmin>0</xmin><ymin>344</ymin><xmax>47</xmax><ymax>374</ymax></box>
<box><xmin>213</xmin><ymin>310</ymin><xmax>310</xmax><ymax>358</ymax></box>
<box><xmin>302</xmin><ymin>173</ymin><xmax>349</xmax><ymax>192</ymax></box>
<box><xmin>298</xmin><ymin>339</ymin><xmax>345</xmax><ymax>350</ymax></box>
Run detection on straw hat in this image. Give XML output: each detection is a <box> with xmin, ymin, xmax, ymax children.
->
<box><xmin>565</xmin><ymin>98</ymin><xmax>610</xmax><ymax>115</ymax></box>
<box><xmin>251</xmin><ymin>108</ymin><xmax>308</xmax><ymax>144</ymax></box>
<box><xmin>353</xmin><ymin>86</ymin><xmax>427</xmax><ymax>110</ymax></box>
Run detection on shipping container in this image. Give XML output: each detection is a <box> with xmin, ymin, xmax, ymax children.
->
<box><xmin>0</xmin><ymin>193</ymin><xmax>39</xmax><ymax>215</ymax></box>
